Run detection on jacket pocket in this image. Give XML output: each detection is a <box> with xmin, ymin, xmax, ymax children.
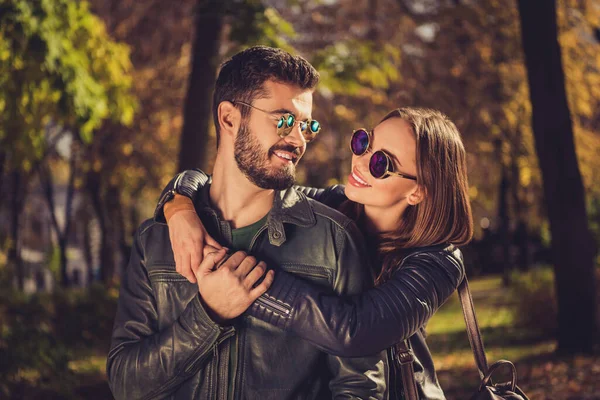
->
<box><xmin>148</xmin><ymin>267</ymin><xmax>189</xmax><ymax>282</ymax></box>
<box><xmin>147</xmin><ymin>265</ymin><xmax>198</xmax><ymax>330</ymax></box>
<box><xmin>278</xmin><ymin>263</ymin><xmax>333</xmax><ymax>285</ymax></box>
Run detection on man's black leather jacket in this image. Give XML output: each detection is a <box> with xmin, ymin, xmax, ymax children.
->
<box><xmin>107</xmin><ymin>181</ymin><xmax>388</xmax><ymax>400</ymax></box>
<box><xmin>157</xmin><ymin>169</ymin><xmax>467</xmax><ymax>400</ymax></box>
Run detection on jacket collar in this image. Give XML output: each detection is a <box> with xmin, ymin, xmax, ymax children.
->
<box><xmin>197</xmin><ymin>177</ymin><xmax>316</xmax><ymax>247</ymax></box>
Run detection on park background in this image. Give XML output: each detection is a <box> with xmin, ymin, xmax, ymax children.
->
<box><xmin>1</xmin><ymin>0</ymin><xmax>599</xmax><ymax>398</ymax></box>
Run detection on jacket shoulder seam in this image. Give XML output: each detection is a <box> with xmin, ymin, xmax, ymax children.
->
<box><xmin>308</xmin><ymin>201</ymin><xmax>353</xmax><ymax>231</ymax></box>
<box><xmin>138</xmin><ymin>219</ymin><xmax>168</xmax><ymax>261</ymax></box>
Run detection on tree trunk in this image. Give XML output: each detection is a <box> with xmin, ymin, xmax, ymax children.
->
<box><xmin>58</xmin><ymin>237</ymin><xmax>68</xmax><ymax>286</ymax></box>
<box><xmin>8</xmin><ymin>170</ymin><xmax>25</xmax><ymax>290</ymax></box>
<box><xmin>0</xmin><ymin>150</ymin><xmax>7</xmax><ymax>248</ymax></box>
<box><xmin>178</xmin><ymin>0</ymin><xmax>225</xmax><ymax>171</ymax></box>
<box><xmin>510</xmin><ymin>132</ymin><xmax>530</xmax><ymax>271</ymax></box>
<box><xmin>62</xmin><ymin>147</ymin><xmax>77</xmax><ymax>286</ymax></box>
<box><xmin>0</xmin><ymin>150</ymin><xmax>6</xmax><ymax>212</ymax></box>
<box><xmin>107</xmin><ymin>184</ymin><xmax>130</xmax><ymax>278</ymax></box>
<box><xmin>495</xmin><ymin>139</ymin><xmax>511</xmax><ymax>286</ymax></box>
<box><xmin>38</xmin><ymin>151</ymin><xmax>77</xmax><ymax>288</ymax></box>
<box><xmin>517</xmin><ymin>0</ymin><xmax>597</xmax><ymax>353</ymax></box>
<box><xmin>86</xmin><ymin>171</ymin><xmax>116</xmax><ymax>287</ymax></box>
<box><xmin>82</xmin><ymin>208</ymin><xmax>94</xmax><ymax>286</ymax></box>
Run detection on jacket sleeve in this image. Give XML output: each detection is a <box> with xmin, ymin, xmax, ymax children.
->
<box><xmin>152</xmin><ymin>168</ymin><xmax>347</xmax><ymax>221</ymax></box>
<box><xmin>154</xmin><ymin>169</ymin><xmax>210</xmax><ymax>223</ymax></box>
<box><xmin>106</xmin><ymin>222</ymin><xmax>227</xmax><ymax>400</ymax></box>
<box><xmin>249</xmin><ymin>248</ymin><xmax>465</xmax><ymax>358</ymax></box>
<box><xmin>322</xmin><ymin>219</ymin><xmax>388</xmax><ymax>399</ymax></box>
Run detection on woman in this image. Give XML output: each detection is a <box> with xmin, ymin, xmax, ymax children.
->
<box><xmin>156</xmin><ymin>107</ymin><xmax>473</xmax><ymax>399</ymax></box>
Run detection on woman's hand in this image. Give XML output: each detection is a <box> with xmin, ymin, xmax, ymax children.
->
<box><xmin>194</xmin><ymin>248</ymin><xmax>275</xmax><ymax>322</ymax></box>
<box><xmin>167</xmin><ymin>208</ymin><xmax>222</xmax><ymax>283</ymax></box>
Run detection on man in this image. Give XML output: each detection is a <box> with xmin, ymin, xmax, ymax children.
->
<box><xmin>107</xmin><ymin>46</ymin><xmax>388</xmax><ymax>400</ymax></box>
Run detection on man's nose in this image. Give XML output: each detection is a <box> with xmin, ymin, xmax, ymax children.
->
<box><xmin>283</xmin><ymin>123</ymin><xmax>306</xmax><ymax>148</ymax></box>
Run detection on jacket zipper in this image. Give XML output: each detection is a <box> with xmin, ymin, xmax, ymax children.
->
<box><xmin>218</xmin><ymin>338</ymin><xmax>230</xmax><ymax>400</ymax></box>
<box><xmin>213</xmin><ymin>328</ymin><xmax>235</xmax><ymax>400</ymax></box>
<box><xmin>207</xmin><ymin>348</ymin><xmax>216</xmax><ymax>400</ymax></box>
<box><xmin>184</xmin><ymin>327</ymin><xmax>235</xmax><ymax>374</ymax></box>
<box><xmin>254</xmin><ymin>295</ymin><xmax>291</xmax><ymax>315</ymax></box>
<box><xmin>142</xmin><ymin>328</ymin><xmax>233</xmax><ymax>400</ymax></box>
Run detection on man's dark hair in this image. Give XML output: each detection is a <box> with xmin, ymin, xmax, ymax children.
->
<box><xmin>212</xmin><ymin>46</ymin><xmax>319</xmax><ymax>146</ymax></box>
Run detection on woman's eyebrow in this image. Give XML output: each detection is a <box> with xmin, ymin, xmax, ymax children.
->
<box><xmin>372</xmin><ymin>126</ymin><xmax>404</xmax><ymax>167</ymax></box>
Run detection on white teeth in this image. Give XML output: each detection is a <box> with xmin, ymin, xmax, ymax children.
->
<box><xmin>352</xmin><ymin>171</ymin><xmax>369</xmax><ymax>186</ymax></box>
<box><xmin>275</xmin><ymin>151</ymin><xmax>293</xmax><ymax>160</ymax></box>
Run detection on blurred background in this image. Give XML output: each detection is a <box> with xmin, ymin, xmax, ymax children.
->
<box><xmin>0</xmin><ymin>0</ymin><xmax>599</xmax><ymax>398</ymax></box>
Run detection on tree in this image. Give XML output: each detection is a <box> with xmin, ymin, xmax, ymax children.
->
<box><xmin>517</xmin><ymin>0</ymin><xmax>597</xmax><ymax>353</ymax></box>
<box><xmin>86</xmin><ymin>0</ymin><xmax>198</xmax><ymax>285</ymax></box>
<box><xmin>0</xmin><ymin>0</ymin><xmax>136</xmax><ymax>287</ymax></box>
<box><xmin>38</xmin><ymin>134</ymin><xmax>78</xmax><ymax>287</ymax></box>
<box><xmin>178</xmin><ymin>0</ymin><xmax>226</xmax><ymax>172</ymax></box>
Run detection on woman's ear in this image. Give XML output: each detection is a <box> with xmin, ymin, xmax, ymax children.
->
<box><xmin>407</xmin><ymin>184</ymin><xmax>426</xmax><ymax>206</ymax></box>
<box><xmin>217</xmin><ymin>101</ymin><xmax>240</xmax><ymax>139</ymax></box>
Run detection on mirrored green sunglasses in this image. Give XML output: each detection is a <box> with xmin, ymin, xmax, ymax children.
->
<box><xmin>233</xmin><ymin>101</ymin><xmax>321</xmax><ymax>143</ymax></box>
<box><xmin>276</xmin><ymin>113</ymin><xmax>321</xmax><ymax>142</ymax></box>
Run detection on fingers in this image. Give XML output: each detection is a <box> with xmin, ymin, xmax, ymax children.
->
<box><xmin>205</xmin><ymin>233</ymin><xmax>221</xmax><ymax>249</ymax></box>
<box><xmin>235</xmin><ymin>255</ymin><xmax>258</xmax><ymax>277</ymax></box>
<box><xmin>181</xmin><ymin>253</ymin><xmax>195</xmax><ymax>283</ymax></box>
<box><xmin>175</xmin><ymin>251</ymin><xmax>195</xmax><ymax>283</ymax></box>
<box><xmin>203</xmin><ymin>244</ymin><xmax>223</xmax><ymax>258</ymax></box>
<box><xmin>190</xmin><ymin>251</ymin><xmax>201</xmax><ymax>282</ymax></box>
<box><xmin>218</xmin><ymin>250</ymin><xmax>247</xmax><ymax>271</ymax></box>
<box><xmin>249</xmin><ymin>269</ymin><xmax>275</xmax><ymax>299</ymax></box>
<box><xmin>194</xmin><ymin>248</ymin><xmax>227</xmax><ymax>279</ymax></box>
<box><xmin>243</xmin><ymin>261</ymin><xmax>266</xmax><ymax>289</ymax></box>
<box><xmin>167</xmin><ymin>209</ymin><xmax>212</xmax><ymax>283</ymax></box>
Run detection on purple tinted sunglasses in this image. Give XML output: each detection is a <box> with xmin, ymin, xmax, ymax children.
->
<box><xmin>350</xmin><ymin>129</ymin><xmax>417</xmax><ymax>180</ymax></box>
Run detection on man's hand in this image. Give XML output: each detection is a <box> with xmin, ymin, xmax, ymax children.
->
<box><xmin>167</xmin><ymin>209</ymin><xmax>222</xmax><ymax>284</ymax></box>
<box><xmin>194</xmin><ymin>249</ymin><xmax>275</xmax><ymax>322</ymax></box>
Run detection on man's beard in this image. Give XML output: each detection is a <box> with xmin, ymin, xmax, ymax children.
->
<box><xmin>234</xmin><ymin>122</ymin><xmax>301</xmax><ymax>190</ymax></box>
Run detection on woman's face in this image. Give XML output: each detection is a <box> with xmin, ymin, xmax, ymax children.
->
<box><xmin>345</xmin><ymin>117</ymin><xmax>420</xmax><ymax>211</ymax></box>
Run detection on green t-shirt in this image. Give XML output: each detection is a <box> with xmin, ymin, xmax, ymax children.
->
<box><xmin>228</xmin><ymin>212</ymin><xmax>268</xmax><ymax>399</ymax></box>
<box><xmin>231</xmin><ymin>213</ymin><xmax>268</xmax><ymax>251</ymax></box>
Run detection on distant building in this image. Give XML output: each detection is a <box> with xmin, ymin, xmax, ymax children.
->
<box><xmin>0</xmin><ymin>179</ymin><xmax>104</xmax><ymax>293</ymax></box>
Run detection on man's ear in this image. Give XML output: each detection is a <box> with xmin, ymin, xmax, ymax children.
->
<box><xmin>407</xmin><ymin>184</ymin><xmax>426</xmax><ymax>206</ymax></box>
<box><xmin>217</xmin><ymin>101</ymin><xmax>240</xmax><ymax>139</ymax></box>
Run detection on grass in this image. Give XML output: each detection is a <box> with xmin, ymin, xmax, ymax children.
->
<box><xmin>427</xmin><ymin>275</ymin><xmax>600</xmax><ymax>399</ymax></box>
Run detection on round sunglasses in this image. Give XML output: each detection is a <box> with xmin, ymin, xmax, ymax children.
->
<box><xmin>234</xmin><ymin>101</ymin><xmax>321</xmax><ymax>142</ymax></box>
<box><xmin>350</xmin><ymin>129</ymin><xmax>417</xmax><ymax>180</ymax></box>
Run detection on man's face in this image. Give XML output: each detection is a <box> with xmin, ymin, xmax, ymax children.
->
<box><xmin>234</xmin><ymin>80</ymin><xmax>313</xmax><ymax>190</ymax></box>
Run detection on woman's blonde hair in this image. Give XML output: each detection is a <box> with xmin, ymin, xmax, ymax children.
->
<box><xmin>341</xmin><ymin>107</ymin><xmax>473</xmax><ymax>284</ymax></box>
